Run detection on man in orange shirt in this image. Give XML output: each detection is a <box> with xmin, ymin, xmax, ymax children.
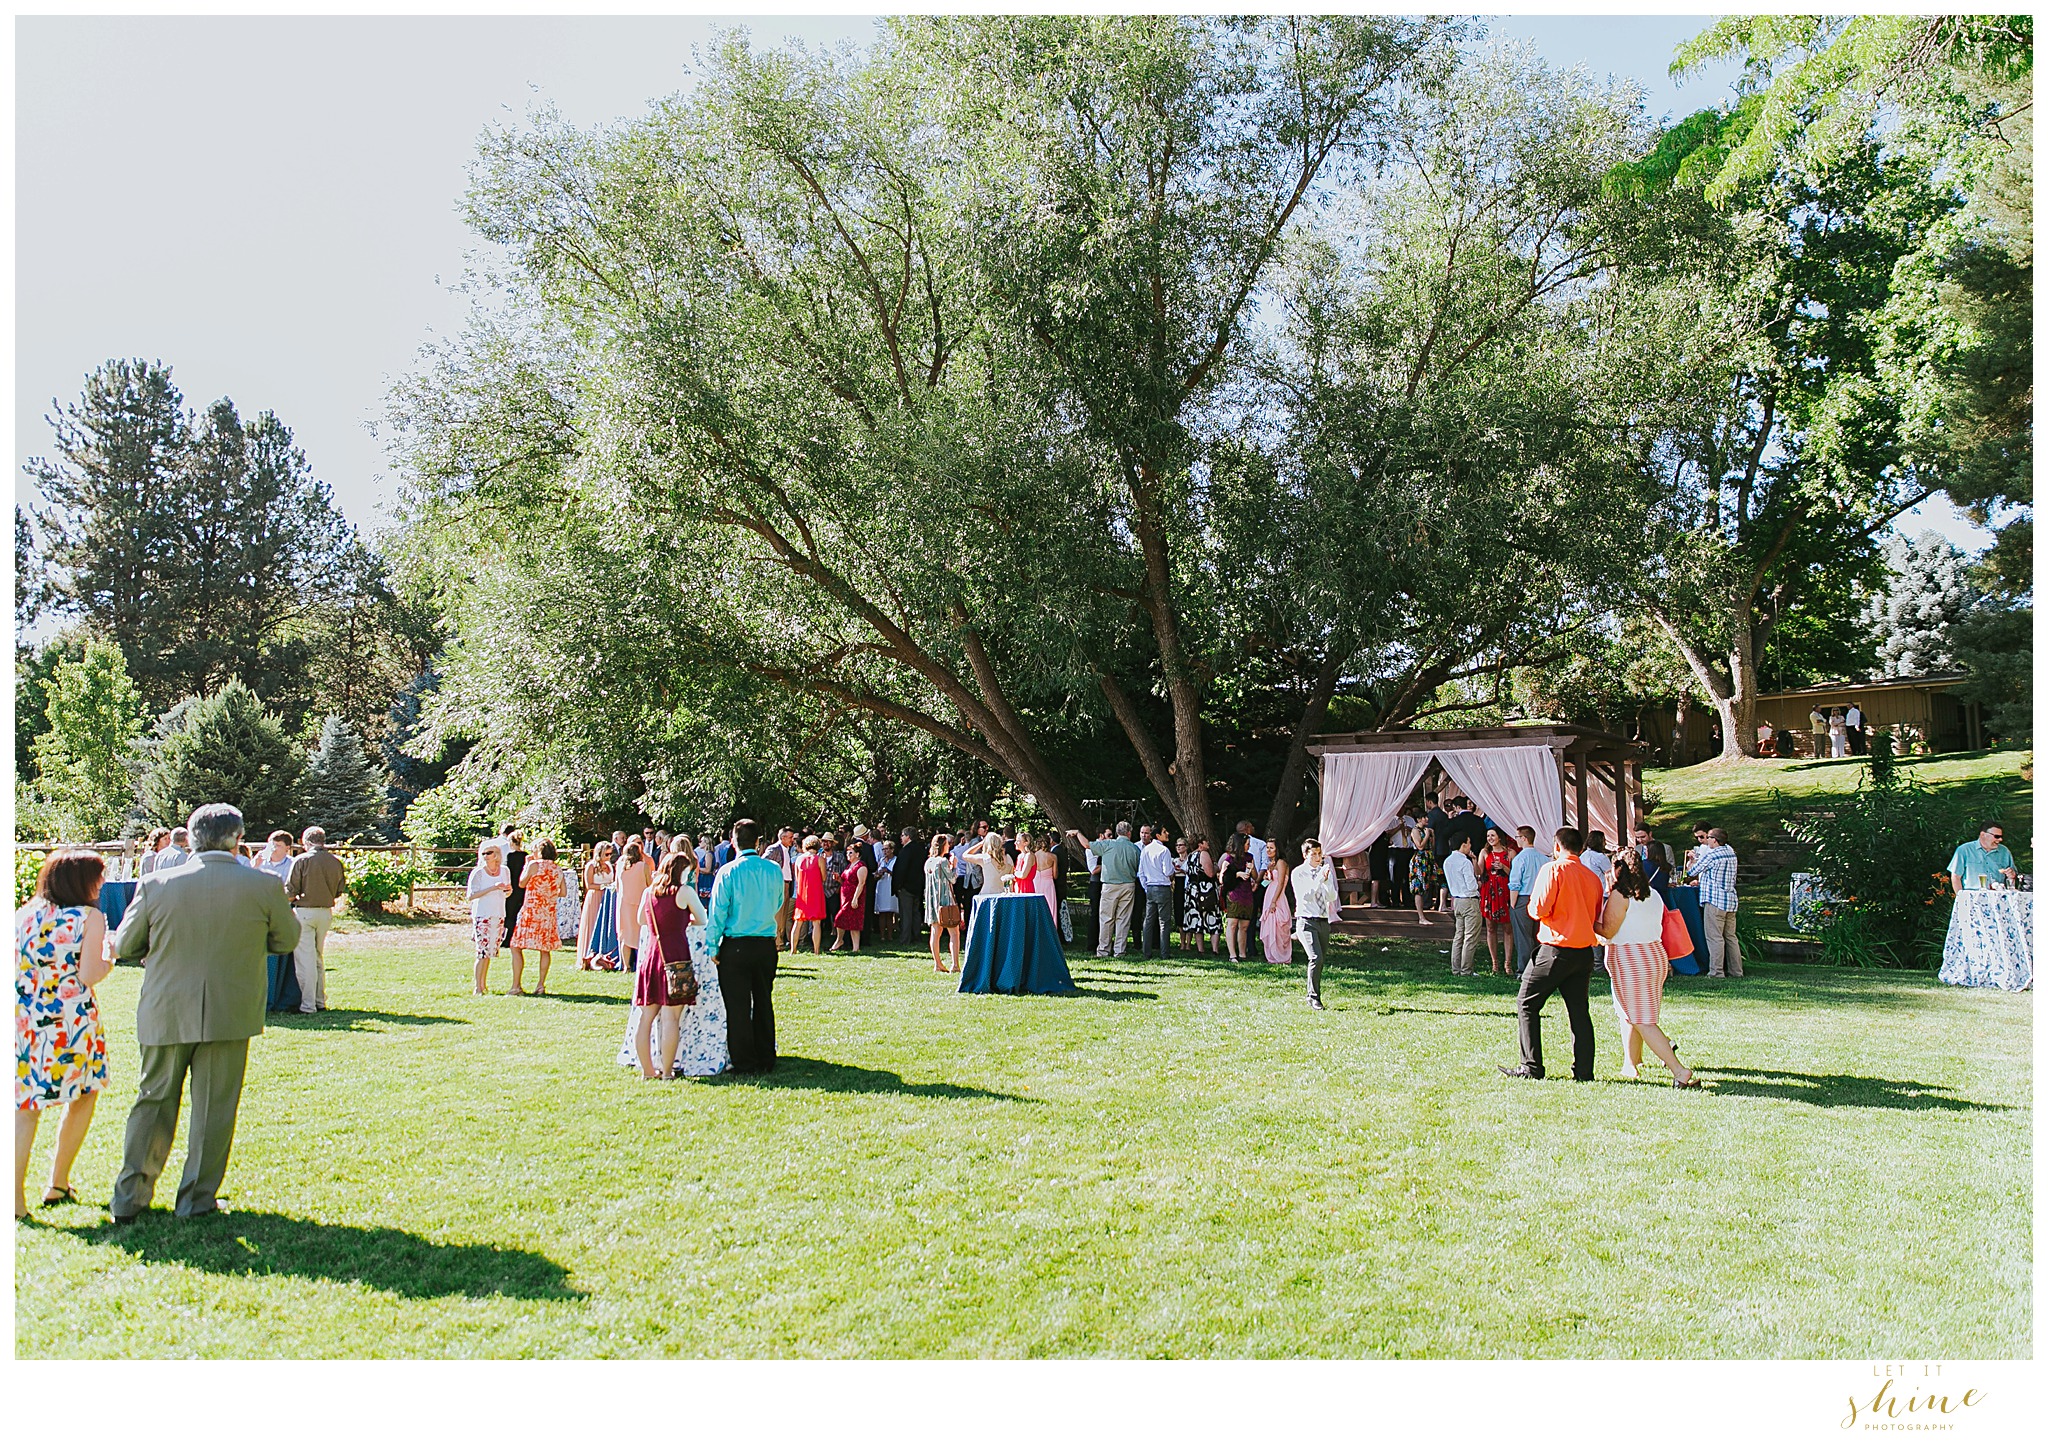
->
<box><xmin>1500</xmin><ymin>826</ymin><xmax>1603</xmax><ymax>1082</ymax></box>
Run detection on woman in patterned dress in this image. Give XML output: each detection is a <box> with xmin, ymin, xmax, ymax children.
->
<box><xmin>578</xmin><ymin>841</ymin><xmax>616</xmax><ymax>969</ymax></box>
<box><xmin>1409</xmin><ymin>823</ymin><xmax>1444</xmax><ymax>924</ymax></box>
<box><xmin>466</xmin><ymin>843</ymin><xmax>514</xmax><ymax>994</ymax></box>
<box><xmin>1476</xmin><ymin>827</ymin><xmax>1519</xmax><ymax>975</ymax></box>
<box><xmin>1181</xmin><ymin>838</ymin><xmax>1221</xmax><ymax>953</ymax></box>
<box><xmin>15</xmin><ymin>849</ymin><xmax>113</xmax><ymax>1219</ymax></box>
<box><xmin>1596</xmin><ymin>852</ymin><xmax>1699</xmax><ymax>1088</ymax></box>
<box><xmin>924</xmin><ymin>834</ymin><xmax>963</xmax><ymax>973</ymax></box>
<box><xmin>509</xmin><ymin>840</ymin><xmax>567</xmax><ymax>996</ymax></box>
<box><xmin>830</xmin><ymin>844</ymin><xmax>868</xmax><ymax>953</ymax></box>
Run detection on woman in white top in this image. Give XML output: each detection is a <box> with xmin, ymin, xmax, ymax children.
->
<box><xmin>466</xmin><ymin>843</ymin><xmax>514</xmax><ymax>995</ymax></box>
<box><xmin>1828</xmin><ymin>708</ymin><xmax>1849</xmax><ymax>758</ymax></box>
<box><xmin>965</xmin><ymin>830</ymin><xmax>1012</xmax><ymax>906</ymax></box>
<box><xmin>1595</xmin><ymin>852</ymin><xmax>1699</xmax><ymax>1087</ymax></box>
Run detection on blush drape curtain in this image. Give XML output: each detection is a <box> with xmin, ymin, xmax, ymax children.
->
<box><xmin>1318</xmin><ymin>751</ymin><xmax>1435</xmax><ymax>858</ymax></box>
<box><xmin>1431</xmin><ymin>746</ymin><xmax>1565</xmax><ymax>852</ymax></box>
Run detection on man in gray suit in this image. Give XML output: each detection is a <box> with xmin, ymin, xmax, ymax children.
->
<box><xmin>109</xmin><ymin>803</ymin><xmax>300</xmax><ymax>1221</ymax></box>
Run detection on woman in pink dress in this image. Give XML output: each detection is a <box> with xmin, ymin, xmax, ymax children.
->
<box><xmin>790</xmin><ymin>836</ymin><xmax>827</xmax><ymax>953</ymax></box>
<box><xmin>1014</xmin><ymin>831</ymin><xmax>1060</xmax><ymax>925</ymax></box>
<box><xmin>1259</xmin><ymin>849</ymin><xmax>1294</xmax><ymax>965</ymax></box>
<box><xmin>614</xmin><ymin>839</ymin><xmax>651</xmax><ymax>975</ymax></box>
<box><xmin>830</xmin><ymin>847</ymin><xmax>869</xmax><ymax>952</ymax></box>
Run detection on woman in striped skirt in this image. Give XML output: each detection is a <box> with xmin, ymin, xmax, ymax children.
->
<box><xmin>1595</xmin><ymin>852</ymin><xmax>1700</xmax><ymax>1088</ymax></box>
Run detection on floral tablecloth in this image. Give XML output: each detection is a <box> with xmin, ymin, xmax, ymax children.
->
<box><xmin>1938</xmin><ymin>891</ymin><xmax>2033</xmax><ymax>991</ymax></box>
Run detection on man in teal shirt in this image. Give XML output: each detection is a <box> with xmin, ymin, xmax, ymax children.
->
<box><xmin>1069</xmin><ymin>821</ymin><xmax>1141</xmax><ymax>958</ymax></box>
<box><xmin>1949</xmin><ymin>823</ymin><xmax>2017</xmax><ymax>892</ymax></box>
<box><xmin>704</xmin><ymin>818</ymin><xmax>786</xmax><ymax>1073</ymax></box>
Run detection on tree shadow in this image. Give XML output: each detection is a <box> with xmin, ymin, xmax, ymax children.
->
<box><xmin>506</xmin><ymin>990</ymin><xmax>621</xmax><ymax>1006</ymax></box>
<box><xmin>57</xmin><ymin>1210</ymin><xmax>584</xmax><ymax>1300</ymax></box>
<box><xmin>268</xmin><ymin>1009</ymin><xmax>468</xmax><ymax>1031</ymax></box>
<box><xmin>1068</xmin><ymin>985</ymin><xmax>1158</xmax><ymax>1002</ymax></box>
<box><xmin>1702</xmin><ymin>1067</ymin><xmax>2016</xmax><ymax>1112</ymax></box>
<box><xmin>725</xmin><ymin>1055</ymin><xmax>1036</xmax><ymax>1103</ymax></box>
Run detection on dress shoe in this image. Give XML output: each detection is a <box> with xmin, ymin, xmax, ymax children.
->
<box><xmin>1308</xmin><ymin>998</ymin><xmax>1325</xmax><ymax>1011</ymax></box>
<box><xmin>1498</xmin><ymin>1065</ymin><xmax>1542</xmax><ymax>1080</ymax></box>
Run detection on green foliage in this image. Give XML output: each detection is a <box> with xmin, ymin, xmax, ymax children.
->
<box><xmin>27</xmin><ymin>636</ymin><xmax>147</xmax><ymax>841</ymax></box>
<box><xmin>139</xmin><ymin>679</ymin><xmax>305</xmax><ymax>832</ymax></box>
<box><xmin>1776</xmin><ymin>732</ymin><xmax>1995</xmax><ymax>966</ymax></box>
<box><xmin>16</xmin><ymin>848</ymin><xmax>44</xmax><ymax>907</ymax></box>
<box><xmin>345</xmin><ymin>852</ymin><xmax>421</xmax><ymax>915</ymax></box>
<box><xmin>302</xmin><ymin>714</ymin><xmax>389</xmax><ymax>840</ymax></box>
<box><xmin>401</xmin><ymin>781</ymin><xmax>497</xmax><ymax>878</ymax></box>
<box><xmin>14</xmin><ymin>633</ymin><xmax>86</xmax><ymax>775</ymax></box>
<box><xmin>1951</xmin><ymin>605</ymin><xmax>2033</xmax><ymax>742</ymax></box>
<box><xmin>23</xmin><ymin>359</ymin><xmax>427</xmax><ymax>735</ymax></box>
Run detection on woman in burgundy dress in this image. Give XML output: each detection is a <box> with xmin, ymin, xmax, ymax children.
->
<box><xmin>830</xmin><ymin>846</ymin><xmax>869</xmax><ymax>953</ymax></box>
<box><xmin>632</xmin><ymin>851</ymin><xmax>707</xmax><ymax>1079</ymax></box>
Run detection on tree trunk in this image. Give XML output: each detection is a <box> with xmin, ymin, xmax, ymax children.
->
<box><xmin>1265</xmin><ymin>649</ymin><xmax>1343</xmax><ymax>847</ymax></box>
<box><xmin>1718</xmin><ymin>622</ymin><xmax>1761</xmax><ymax>761</ymax></box>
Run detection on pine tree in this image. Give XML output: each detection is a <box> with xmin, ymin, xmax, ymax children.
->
<box><xmin>302</xmin><ymin>714</ymin><xmax>389</xmax><ymax>840</ymax></box>
<box><xmin>30</xmin><ymin>637</ymin><xmax>147</xmax><ymax>841</ymax></box>
<box><xmin>1859</xmin><ymin>531</ymin><xmax>1982</xmax><ymax>676</ymax></box>
<box><xmin>139</xmin><ymin>679</ymin><xmax>305</xmax><ymax>832</ymax></box>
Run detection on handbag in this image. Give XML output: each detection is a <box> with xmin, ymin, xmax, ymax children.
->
<box><xmin>1660</xmin><ymin>904</ymin><xmax>1693</xmax><ymax>960</ymax></box>
<box><xmin>664</xmin><ymin>954</ymin><xmax>698</xmax><ymax>1008</ymax></box>
<box><xmin>938</xmin><ymin>902</ymin><xmax>963</xmax><ymax>930</ymax></box>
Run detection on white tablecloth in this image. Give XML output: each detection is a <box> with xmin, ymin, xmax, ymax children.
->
<box><xmin>1938</xmin><ymin>891</ymin><xmax>2033</xmax><ymax>991</ymax></box>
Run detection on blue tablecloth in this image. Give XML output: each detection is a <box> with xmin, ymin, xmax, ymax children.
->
<box><xmin>98</xmin><ymin>879</ymin><xmax>136</xmax><ymax>932</ymax></box>
<box><xmin>266</xmin><ymin>953</ymin><xmax>302</xmax><ymax>1012</ymax></box>
<box><xmin>1664</xmin><ymin>885</ymin><xmax>1704</xmax><ymax>976</ymax></box>
<box><xmin>1939</xmin><ymin>891</ymin><xmax>2033</xmax><ymax>991</ymax></box>
<box><xmin>960</xmin><ymin>894</ymin><xmax>1074</xmax><ymax>995</ymax></box>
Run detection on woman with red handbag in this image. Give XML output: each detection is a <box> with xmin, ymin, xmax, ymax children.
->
<box><xmin>1595</xmin><ymin>852</ymin><xmax>1700</xmax><ymax>1087</ymax></box>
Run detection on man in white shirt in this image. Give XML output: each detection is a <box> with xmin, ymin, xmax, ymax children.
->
<box><xmin>1506</xmin><ymin>826</ymin><xmax>1547</xmax><ymax>974</ymax></box>
<box><xmin>1443</xmin><ymin>835</ymin><xmax>1482</xmax><ymax>976</ymax></box>
<box><xmin>1236</xmin><ymin>820</ymin><xmax>1269</xmax><ymax>875</ymax></box>
<box><xmin>1290</xmin><ymin>839</ymin><xmax>1338</xmax><ymax>1010</ymax></box>
<box><xmin>1845</xmin><ymin>703</ymin><xmax>1865</xmax><ymax>755</ymax></box>
<box><xmin>762</xmin><ymin>827</ymin><xmax>799</xmax><ymax>937</ymax></box>
<box><xmin>1137</xmin><ymin>824</ymin><xmax>1176</xmax><ymax>959</ymax></box>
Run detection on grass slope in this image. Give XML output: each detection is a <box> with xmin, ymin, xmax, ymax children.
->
<box><xmin>14</xmin><ymin>927</ymin><xmax>2030</xmax><ymax>1359</ymax></box>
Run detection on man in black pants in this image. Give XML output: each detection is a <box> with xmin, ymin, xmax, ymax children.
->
<box><xmin>703</xmin><ymin>818</ymin><xmax>785</xmax><ymax>1074</ymax></box>
<box><xmin>1500</xmin><ymin>827</ymin><xmax>1603</xmax><ymax>1082</ymax></box>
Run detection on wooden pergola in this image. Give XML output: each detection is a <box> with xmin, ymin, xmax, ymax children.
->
<box><xmin>1306</xmin><ymin>724</ymin><xmax>1649</xmax><ymax>838</ymax></box>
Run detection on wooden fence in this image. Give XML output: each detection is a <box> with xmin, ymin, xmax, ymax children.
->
<box><xmin>12</xmin><ymin>840</ymin><xmax>594</xmax><ymax>911</ymax></box>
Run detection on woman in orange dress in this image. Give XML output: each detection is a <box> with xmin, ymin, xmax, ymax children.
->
<box><xmin>1476</xmin><ymin>827</ymin><xmax>1518</xmax><ymax>975</ymax></box>
<box><xmin>509</xmin><ymin>840</ymin><xmax>568</xmax><ymax>996</ymax></box>
<box><xmin>790</xmin><ymin>835</ymin><xmax>827</xmax><ymax>953</ymax></box>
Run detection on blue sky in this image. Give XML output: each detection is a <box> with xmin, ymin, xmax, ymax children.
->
<box><xmin>11</xmin><ymin>15</ymin><xmax>1984</xmax><ymax>552</ymax></box>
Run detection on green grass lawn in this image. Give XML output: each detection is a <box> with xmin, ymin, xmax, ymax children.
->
<box><xmin>15</xmin><ymin>921</ymin><xmax>2029</xmax><ymax>1359</ymax></box>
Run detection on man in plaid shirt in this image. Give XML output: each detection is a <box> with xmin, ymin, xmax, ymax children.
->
<box><xmin>1686</xmin><ymin>827</ymin><xmax>1742</xmax><ymax>978</ymax></box>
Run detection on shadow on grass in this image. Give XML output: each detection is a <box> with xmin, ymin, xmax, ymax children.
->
<box><xmin>1378</xmin><ymin>1003</ymin><xmax>1518</xmax><ymax>1018</ymax></box>
<box><xmin>1703</xmin><ymin>1067</ymin><xmax>2016</xmax><ymax>1113</ymax></box>
<box><xmin>1068</xmin><ymin>985</ymin><xmax>1159</xmax><ymax>1002</ymax></box>
<box><xmin>505</xmin><ymin>990</ymin><xmax>620</xmax><ymax>1006</ymax></box>
<box><xmin>59</xmin><ymin>1210</ymin><xmax>584</xmax><ymax>1300</ymax></box>
<box><xmin>267</xmin><ymin>1008</ymin><xmax>467</xmax><ymax>1031</ymax></box>
<box><xmin>728</xmin><ymin>1055</ymin><xmax>1035</xmax><ymax>1103</ymax></box>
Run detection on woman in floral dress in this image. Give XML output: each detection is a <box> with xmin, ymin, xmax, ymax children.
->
<box><xmin>15</xmin><ymin>849</ymin><xmax>113</xmax><ymax>1219</ymax></box>
<box><xmin>509</xmin><ymin>840</ymin><xmax>567</xmax><ymax>996</ymax></box>
<box><xmin>1409</xmin><ymin>823</ymin><xmax>1444</xmax><ymax>924</ymax></box>
<box><xmin>1180</xmin><ymin>838</ymin><xmax>1221</xmax><ymax>954</ymax></box>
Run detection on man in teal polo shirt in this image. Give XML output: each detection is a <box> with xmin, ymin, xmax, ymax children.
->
<box><xmin>1949</xmin><ymin>823</ymin><xmax>2017</xmax><ymax>892</ymax></box>
<box><xmin>704</xmin><ymin>817</ymin><xmax>787</xmax><ymax>1073</ymax></box>
<box><xmin>1069</xmin><ymin>821</ymin><xmax>1141</xmax><ymax>958</ymax></box>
